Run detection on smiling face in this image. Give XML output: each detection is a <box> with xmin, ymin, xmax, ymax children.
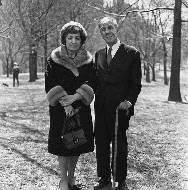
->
<box><xmin>65</xmin><ymin>33</ymin><xmax>81</xmax><ymax>52</ymax></box>
<box><xmin>99</xmin><ymin>22</ymin><xmax>118</xmax><ymax>46</ymax></box>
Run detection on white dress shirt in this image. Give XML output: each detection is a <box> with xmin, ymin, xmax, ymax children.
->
<box><xmin>106</xmin><ymin>39</ymin><xmax>121</xmax><ymax>59</ymax></box>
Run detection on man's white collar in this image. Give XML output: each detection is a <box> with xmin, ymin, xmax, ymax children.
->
<box><xmin>107</xmin><ymin>39</ymin><xmax>120</xmax><ymax>50</ymax></box>
<box><xmin>106</xmin><ymin>39</ymin><xmax>121</xmax><ymax>58</ymax></box>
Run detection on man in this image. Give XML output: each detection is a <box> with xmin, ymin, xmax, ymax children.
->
<box><xmin>93</xmin><ymin>17</ymin><xmax>142</xmax><ymax>190</ymax></box>
<box><xmin>13</xmin><ymin>62</ymin><xmax>20</xmax><ymax>87</ymax></box>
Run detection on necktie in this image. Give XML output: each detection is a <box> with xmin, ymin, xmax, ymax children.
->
<box><xmin>107</xmin><ymin>47</ymin><xmax>112</xmax><ymax>65</ymax></box>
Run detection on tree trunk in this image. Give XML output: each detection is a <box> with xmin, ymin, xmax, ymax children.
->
<box><xmin>160</xmin><ymin>13</ymin><xmax>168</xmax><ymax>85</ymax></box>
<box><xmin>163</xmin><ymin>47</ymin><xmax>168</xmax><ymax>85</ymax></box>
<box><xmin>10</xmin><ymin>59</ymin><xmax>14</xmax><ymax>74</ymax></box>
<box><xmin>6</xmin><ymin>57</ymin><xmax>9</xmax><ymax>78</ymax></box>
<box><xmin>7</xmin><ymin>38</ymin><xmax>12</xmax><ymax>76</ymax></box>
<box><xmin>29</xmin><ymin>44</ymin><xmax>38</xmax><ymax>82</ymax></box>
<box><xmin>44</xmin><ymin>32</ymin><xmax>48</xmax><ymax>69</ymax></box>
<box><xmin>146</xmin><ymin>63</ymin><xmax>150</xmax><ymax>83</ymax></box>
<box><xmin>151</xmin><ymin>66</ymin><xmax>156</xmax><ymax>81</ymax></box>
<box><xmin>34</xmin><ymin>50</ymin><xmax>38</xmax><ymax>80</ymax></box>
<box><xmin>168</xmin><ymin>0</ymin><xmax>182</xmax><ymax>102</ymax></box>
<box><xmin>143</xmin><ymin>61</ymin><xmax>146</xmax><ymax>75</ymax></box>
<box><xmin>151</xmin><ymin>55</ymin><xmax>156</xmax><ymax>81</ymax></box>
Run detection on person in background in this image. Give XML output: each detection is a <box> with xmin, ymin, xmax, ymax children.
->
<box><xmin>13</xmin><ymin>62</ymin><xmax>20</xmax><ymax>87</ymax></box>
<box><xmin>93</xmin><ymin>16</ymin><xmax>142</xmax><ymax>190</ymax></box>
<box><xmin>45</xmin><ymin>21</ymin><xmax>94</xmax><ymax>190</ymax></box>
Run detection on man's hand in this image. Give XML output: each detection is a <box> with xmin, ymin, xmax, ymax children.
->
<box><xmin>118</xmin><ymin>101</ymin><xmax>132</xmax><ymax>115</ymax></box>
<box><xmin>59</xmin><ymin>93</ymin><xmax>82</xmax><ymax>107</ymax></box>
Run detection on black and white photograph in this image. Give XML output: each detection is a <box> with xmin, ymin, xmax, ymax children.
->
<box><xmin>0</xmin><ymin>0</ymin><xmax>188</xmax><ymax>189</ymax></box>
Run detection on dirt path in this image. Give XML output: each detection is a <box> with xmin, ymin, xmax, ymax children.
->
<box><xmin>0</xmin><ymin>72</ymin><xmax>188</xmax><ymax>190</ymax></box>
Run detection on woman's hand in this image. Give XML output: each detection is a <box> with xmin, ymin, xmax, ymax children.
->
<box><xmin>59</xmin><ymin>93</ymin><xmax>82</xmax><ymax>107</ymax></box>
<box><xmin>64</xmin><ymin>105</ymin><xmax>74</xmax><ymax>117</ymax></box>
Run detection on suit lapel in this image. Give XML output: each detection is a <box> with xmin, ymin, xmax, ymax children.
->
<box><xmin>110</xmin><ymin>43</ymin><xmax>126</xmax><ymax>67</ymax></box>
<box><xmin>97</xmin><ymin>43</ymin><xmax>129</xmax><ymax>69</ymax></box>
<box><xmin>97</xmin><ymin>48</ymin><xmax>108</xmax><ymax>69</ymax></box>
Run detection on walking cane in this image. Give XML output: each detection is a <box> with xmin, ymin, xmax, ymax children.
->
<box><xmin>112</xmin><ymin>108</ymin><xmax>119</xmax><ymax>190</ymax></box>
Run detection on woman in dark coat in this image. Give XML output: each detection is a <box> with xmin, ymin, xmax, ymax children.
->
<box><xmin>45</xmin><ymin>21</ymin><xmax>94</xmax><ymax>190</ymax></box>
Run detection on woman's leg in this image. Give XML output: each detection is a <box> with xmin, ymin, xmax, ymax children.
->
<box><xmin>67</xmin><ymin>156</ymin><xmax>79</xmax><ymax>186</ymax></box>
<box><xmin>58</xmin><ymin>156</ymin><xmax>69</xmax><ymax>190</ymax></box>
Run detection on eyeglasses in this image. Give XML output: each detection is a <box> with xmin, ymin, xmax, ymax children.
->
<box><xmin>100</xmin><ymin>25</ymin><xmax>116</xmax><ymax>32</ymax></box>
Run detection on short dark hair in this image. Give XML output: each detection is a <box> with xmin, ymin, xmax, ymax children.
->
<box><xmin>60</xmin><ymin>25</ymin><xmax>87</xmax><ymax>46</ymax></box>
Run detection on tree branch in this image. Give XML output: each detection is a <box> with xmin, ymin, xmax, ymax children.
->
<box><xmin>87</xmin><ymin>3</ymin><xmax>174</xmax><ymax>18</ymax></box>
<box><xmin>0</xmin><ymin>35</ymin><xmax>11</xmax><ymax>39</ymax></box>
<box><xmin>118</xmin><ymin>0</ymin><xmax>140</xmax><ymax>15</ymax></box>
<box><xmin>182</xmin><ymin>0</ymin><xmax>188</xmax><ymax>8</ymax></box>
<box><xmin>0</xmin><ymin>27</ymin><xmax>10</xmax><ymax>34</ymax></box>
<box><xmin>182</xmin><ymin>20</ymin><xmax>188</xmax><ymax>22</ymax></box>
<box><xmin>118</xmin><ymin>0</ymin><xmax>140</xmax><ymax>28</ymax></box>
<box><xmin>38</xmin><ymin>0</ymin><xmax>56</xmax><ymax>22</ymax></box>
<box><xmin>34</xmin><ymin>23</ymin><xmax>59</xmax><ymax>41</ymax></box>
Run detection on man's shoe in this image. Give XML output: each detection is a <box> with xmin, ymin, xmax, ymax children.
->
<box><xmin>68</xmin><ymin>183</ymin><xmax>82</xmax><ymax>190</ymax></box>
<box><xmin>94</xmin><ymin>178</ymin><xmax>112</xmax><ymax>190</ymax></box>
<box><xmin>116</xmin><ymin>181</ymin><xmax>129</xmax><ymax>190</ymax></box>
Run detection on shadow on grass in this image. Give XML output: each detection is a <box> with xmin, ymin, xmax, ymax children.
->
<box><xmin>0</xmin><ymin>104</ymin><xmax>48</xmax><ymax>138</ymax></box>
<box><xmin>127</xmin><ymin>117</ymin><xmax>184</xmax><ymax>190</ymax></box>
<box><xmin>0</xmin><ymin>140</ymin><xmax>59</xmax><ymax>177</ymax></box>
<box><xmin>0</xmin><ymin>118</ymin><xmax>47</xmax><ymax>137</ymax></box>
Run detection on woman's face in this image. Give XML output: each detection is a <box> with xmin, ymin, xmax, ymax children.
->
<box><xmin>65</xmin><ymin>33</ymin><xmax>81</xmax><ymax>51</ymax></box>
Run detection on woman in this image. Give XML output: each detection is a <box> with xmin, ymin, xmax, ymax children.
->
<box><xmin>45</xmin><ymin>21</ymin><xmax>94</xmax><ymax>190</ymax></box>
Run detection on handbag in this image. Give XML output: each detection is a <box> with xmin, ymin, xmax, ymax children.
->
<box><xmin>61</xmin><ymin>111</ymin><xmax>87</xmax><ymax>150</ymax></box>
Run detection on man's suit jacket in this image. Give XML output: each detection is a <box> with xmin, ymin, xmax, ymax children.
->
<box><xmin>94</xmin><ymin>43</ymin><xmax>142</xmax><ymax>116</ymax></box>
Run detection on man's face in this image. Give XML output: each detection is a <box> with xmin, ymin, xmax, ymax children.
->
<box><xmin>99</xmin><ymin>22</ymin><xmax>118</xmax><ymax>46</ymax></box>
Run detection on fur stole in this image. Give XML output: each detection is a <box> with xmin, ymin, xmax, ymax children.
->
<box><xmin>51</xmin><ymin>45</ymin><xmax>93</xmax><ymax>76</ymax></box>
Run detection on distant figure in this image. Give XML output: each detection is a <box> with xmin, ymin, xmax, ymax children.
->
<box><xmin>13</xmin><ymin>62</ymin><xmax>20</xmax><ymax>87</ymax></box>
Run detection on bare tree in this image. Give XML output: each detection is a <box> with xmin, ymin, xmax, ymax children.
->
<box><xmin>2</xmin><ymin>0</ymin><xmax>57</xmax><ymax>82</ymax></box>
<box><xmin>168</xmin><ymin>0</ymin><xmax>182</xmax><ymax>102</ymax></box>
<box><xmin>0</xmin><ymin>1</ymin><xmax>27</xmax><ymax>76</ymax></box>
<box><xmin>158</xmin><ymin>11</ymin><xmax>170</xmax><ymax>85</ymax></box>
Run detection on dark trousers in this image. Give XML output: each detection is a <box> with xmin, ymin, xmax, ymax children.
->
<box><xmin>94</xmin><ymin>97</ymin><xmax>130</xmax><ymax>182</ymax></box>
<box><xmin>13</xmin><ymin>74</ymin><xmax>19</xmax><ymax>87</ymax></box>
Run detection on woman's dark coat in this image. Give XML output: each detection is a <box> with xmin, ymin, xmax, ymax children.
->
<box><xmin>45</xmin><ymin>46</ymin><xmax>94</xmax><ymax>156</ymax></box>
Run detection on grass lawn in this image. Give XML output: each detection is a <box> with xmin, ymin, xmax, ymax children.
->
<box><xmin>0</xmin><ymin>70</ymin><xmax>188</xmax><ymax>190</ymax></box>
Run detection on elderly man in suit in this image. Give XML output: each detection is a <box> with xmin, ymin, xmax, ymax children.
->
<box><xmin>93</xmin><ymin>17</ymin><xmax>142</xmax><ymax>190</ymax></box>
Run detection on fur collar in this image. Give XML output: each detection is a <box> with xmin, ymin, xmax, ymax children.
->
<box><xmin>51</xmin><ymin>46</ymin><xmax>93</xmax><ymax>76</ymax></box>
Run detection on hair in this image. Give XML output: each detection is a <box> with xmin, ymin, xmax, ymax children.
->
<box><xmin>60</xmin><ymin>21</ymin><xmax>87</xmax><ymax>46</ymax></box>
<box><xmin>98</xmin><ymin>16</ymin><xmax>118</xmax><ymax>29</ymax></box>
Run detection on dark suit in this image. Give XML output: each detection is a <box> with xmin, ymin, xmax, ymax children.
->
<box><xmin>94</xmin><ymin>43</ymin><xmax>142</xmax><ymax>182</ymax></box>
